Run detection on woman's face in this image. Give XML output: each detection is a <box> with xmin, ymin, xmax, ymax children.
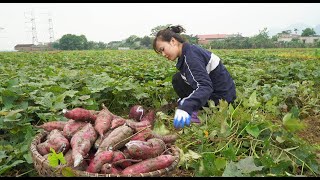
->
<box><xmin>155</xmin><ymin>38</ymin><xmax>181</xmax><ymax>61</ymax></box>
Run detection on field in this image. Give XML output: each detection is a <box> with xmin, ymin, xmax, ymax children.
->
<box><xmin>0</xmin><ymin>48</ymin><xmax>319</xmax><ymax>177</ymax></box>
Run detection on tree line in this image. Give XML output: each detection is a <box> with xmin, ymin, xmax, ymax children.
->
<box><xmin>51</xmin><ymin>25</ymin><xmax>320</xmax><ymax>50</ymax></box>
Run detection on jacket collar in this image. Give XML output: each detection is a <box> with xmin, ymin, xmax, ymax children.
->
<box><xmin>176</xmin><ymin>42</ymin><xmax>190</xmax><ymax>70</ymax></box>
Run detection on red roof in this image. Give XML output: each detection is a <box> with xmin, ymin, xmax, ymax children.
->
<box><xmin>196</xmin><ymin>34</ymin><xmax>228</xmax><ymax>40</ymax></box>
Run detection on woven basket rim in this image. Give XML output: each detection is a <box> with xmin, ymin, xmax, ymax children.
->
<box><xmin>30</xmin><ymin>130</ymin><xmax>180</xmax><ymax>177</ymax></box>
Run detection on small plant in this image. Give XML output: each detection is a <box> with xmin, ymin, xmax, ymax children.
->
<box><xmin>47</xmin><ymin>148</ymin><xmax>75</xmax><ymax>177</ymax></box>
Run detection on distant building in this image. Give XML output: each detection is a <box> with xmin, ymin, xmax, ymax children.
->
<box><xmin>277</xmin><ymin>34</ymin><xmax>301</xmax><ymax>42</ymax></box>
<box><xmin>14</xmin><ymin>43</ymin><xmax>55</xmax><ymax>51</ymax></box>
<box><xmin>299</xmin><ymin>36</ymin><xmax>320</xmax><ymax>44</ymax></box>
<box><xmin>196</xmin><ymin>34</ymin><xmax>241</xmax><ymax>45</ymax></box>
<box><xmin>118</xmin><ymin>47</ymin><xmax>130</xmax><ymax>50</ymax></box>
<box><xmin>14</xmin><ymin>44</ymin><xmax>34</xmax><ymax>51</ymax></box>
<box><xmin>277</xmin><ymin>34</ymin><xmax>320</xmax><ymax>44</ymax></box>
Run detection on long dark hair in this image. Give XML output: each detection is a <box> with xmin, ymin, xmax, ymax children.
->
<box><xmin>153</xmin><ymin>25</ymin><xmax>186</xmax><ymax>54</ymax></box>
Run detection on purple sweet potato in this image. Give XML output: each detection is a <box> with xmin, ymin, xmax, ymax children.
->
<box><xmin>35</xmin><ymin>121</ymin><xmax>66</xmax><ymax>132</ymax></box>
<box><xmin>140</xmin><ymin>109</ymin><xmax>156</xmax><ymax>128</ymax></box>
<box><xmin>70</xmin><ymin>123</ymin><xmax>97</xmax><ymax>167</ymax></box>
<box><xmin>62</xmin><ymin>119</ymin><xmax>87</xmax><ymax>139</ymax></box>
<box><xmin>125</xmin><ymin>119</ymin><xmax>151</xmax><ymax>131</ymax></box>
<box><xmin>100</xmin><ymin>163</ymin><xmax>122</xmax><ymax>174</ymax></box>
<box><xmin>94</xmin><ymin>104</ymin><xmax>113</xmax><ymax>138</ymax></box>
<box><xmin>64</xmin><ymin>149</ymin><xmax>88</xmax><ymax>171</ymax></box>
<box><xmin>128</xmin><ymin>105</ymin><xmax>145</xmax><ymax>121</ymax></box>
<box><xmin>130</xmin><ymin>127</ymin><xmax>153</xmax><ymax>141</ymax></box>
<box><xmin>121</xmin><ymin>155</ymin><xmax>176</xmax><ymax>175</ymax></box>
<box><xmin>97</xmin><ymin>124</ymin><xmax>134</xmax><ymax>153</ymax></box>
<box><xmin>110</xmin><ymin>115</ymin><xmax>127</xmax><ymax>129</ymax></box>
<box><xmin>62</xmin><ymin>108</ymin><xmax>97</xmax><ymax>122</ymax></box>
<box><xmin>150</xmin><ymin>132</ymin><xmax>178</xmax><ymax>144</ymax></box>
<box><xmin>36</xmin><ymin>129</ymin><xmax>70</xmax><ymax>156</ymax></box>
<box><xmin>94</xmin><ymin>129</ymin><xmax>113</xmax><ymax>150</ymax></box>
<box><xmin>86</xmin><ymin>150</ymin><xmax>114</xmax><ymax>173</ymax></box>
<box><xmin>125</xmin><ymin>138</ymin><xmax>166</xmax><ymax>160</ymax></box>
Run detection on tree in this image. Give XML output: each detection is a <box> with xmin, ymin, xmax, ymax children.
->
<box><xmin>301</xmin><ymin>28</ymin><xmax>316</xmax><ymax>37</ymax></box>
<box><xmin>182</xmin><ymin>34</ymin><xmax>198</xmax><ymax>44</ymax></box>
<box><xmin>125</xmin><ymin>35</ymin><xmax>139</xmax><ymax>45</ymax></box>
<box><xmin>59</xmin><ymin>34</ymin><xmax>88</xmax><ymax>50</ymax></box>
<box><xmin>294</xmin><ymin>28</ymin><xmax>298</xmax><ymax>34</ymax></box>
<box><xmin>97</xmin><ymin>41</ymin><xmax>106</xmax><ymax>50</ymax></box>
<box><xmin>140</xmin><ymin>36</ymin><xmax>152</xmax><ymax>48</ymax></box>
<box><xmin>150</xmin><ymin>24</ymin><xmax>172</xmax><ymax>36</ymax></box>
<box><xmin>249</xmin><ymin>28</ymin><xmax>273</xmax><ymax>48</ymax></box>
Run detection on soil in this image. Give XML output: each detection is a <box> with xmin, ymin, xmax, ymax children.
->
<box><xmin>297</xmin><ymin>115</ymin><xmax>320</xmax><ymax>145</ymax></box>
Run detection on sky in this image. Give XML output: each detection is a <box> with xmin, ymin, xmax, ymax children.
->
<box><xmin>0</xmin><ymin>3</ymin><xmax>320</xmax><ymax>51</ymax></box>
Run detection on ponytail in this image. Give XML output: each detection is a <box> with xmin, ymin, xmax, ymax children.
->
<box><xmin>153</xmin><ymin>25</ymin><xmax>186</xmax><ymax>53</ymax></box>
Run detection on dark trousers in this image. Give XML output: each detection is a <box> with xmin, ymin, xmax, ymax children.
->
<box><xmin>172</xmin><ymin>72</ymin><xmax>194</xmax><ymax>100</ymax></box>
<box><xmin>172</xmin><ymin>72</ymin><xmax>228</xmax><ymax>108</ymax></box>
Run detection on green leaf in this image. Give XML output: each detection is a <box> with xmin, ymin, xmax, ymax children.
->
<box><xmin>153</xmin><ymin>119</ymin><xmax>170</xmax><ymax>135</ymax></box>
<box><xmin>0</xmin><ymin>151</ymin><xmax>8</xmax><ymax>163</ymax></box>
<box><xmin>236</xmin><ymin>156</ymin><xmax>264</xmax><ymax>174</ymax></box>
<box><xmin>222</xmin><ymin>161</ymin><xmax>243</xmax><ymax>177</ymax></box>
<box><xmin>215</xmin><ymin>157</ymin><xmax>226</xmax><ymax>170</ymax></box>
<box><xmin>282</xmin><ymin>113</ymin><xmax>306</xmax><ymax>132</ymax></box>
<box><xmin>222</xmin><ymin>146</ymin><xmax>237</xmax><ymax>161</ymax></box>
<box><xmin>276</xmin><ymin>136</ymin><xmax>285</xmax><ymax>143</ymax></box>
<box><xmin>245</xmin><ymin>124</ymin><xmax>260</xmax><ymax>138</ymax></box>
<box><xmin>0</xmin><ymin>160</ymin><xmax>25</xmax><ymax>175</ymax></box>
<box><xmin>184</xmin><ymin>150</ymin><xmax>202</xmax><ymax>161</ymax></box>
<box><xmin>244</xmin><ymin>90</ymin><xmax>261</xmax><ymax>108</ymax></box>
<box><xmin>198</xmin><ymin>153</ymin><xmax>216</xmax><ymax>176</ymax></box>
<box><xmin>47</xmin><ymin>148</ymin><xmax>66</xmax><ymax>167</ymax></box>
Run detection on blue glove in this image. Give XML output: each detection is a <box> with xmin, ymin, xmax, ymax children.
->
<box><xmin>173</xmin><ymin>109</ymin><xmax>191</xmax><ymax>129</ymax></box>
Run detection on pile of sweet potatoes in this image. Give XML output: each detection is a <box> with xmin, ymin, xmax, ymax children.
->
<box><xmin>35</xmin><ymin>104</ymin><xmax>178</xmax><ymax>175</ymax></box>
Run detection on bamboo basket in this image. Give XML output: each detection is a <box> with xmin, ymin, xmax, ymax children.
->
<box><xmin>30</xmin><ymin>130</ymin><xmax>180</xmax><ymax>177</ymax></box>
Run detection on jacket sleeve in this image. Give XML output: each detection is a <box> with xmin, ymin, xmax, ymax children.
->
<box><xmin>178</xmin><ymin>53</ymin><xmax>213</xmax><ymax>115</ymax></box>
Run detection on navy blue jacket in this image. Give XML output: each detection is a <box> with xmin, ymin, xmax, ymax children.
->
<box><xmin>176</xmin><ymin>43</ymin><xmax>236</xmax><ymax>115</ymax></box>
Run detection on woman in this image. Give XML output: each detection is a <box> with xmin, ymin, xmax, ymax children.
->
<box><xmin>153</xmin><ymin>25</ymin><xmax>236</xmax><ymax>129</ymax></box>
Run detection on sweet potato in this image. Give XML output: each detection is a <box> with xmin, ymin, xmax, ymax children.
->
<box><xmin>86</xmin><ymin>150</ymin><xmax>114</xmax><ymax>173</ymax></box>
<box><xmin>150</xmin><ymin>132</ymin><xmax>178</xmax><ymax>144</ymax></box>
<box><xmin>130</xmin><ymin>127</ymin><xmax>153</xmax><ymax>141</ymax></box>
<box><xmin>37</xmin><ymin>129</ymin><xmax>70</xmax><ymax>156</ymax></box>
<box><xmin>100</xmin><ymin>163</ymin><xmax>122</xmax><ymax>174</ymax></box>
<box><xmin>62</xmin><ymin>108</ymin><xmax>97</xmax><ymax>122</ymax></box>
<box><xmin>110</xmin><ymin>115</ymin><xmax>126</xmax><ymax>129</ymax></box>
<box><xmin>35</xmin><ymin>121</ymin><xmax>66</xmax><ymax>132</ymax></box>
<box><xmin>64</xmin><ymin>149</ymin><xmax>88</xmax><ymax>171</ymax></box>
<box><xmin>62</xmin><ymin>119</ymin><xmax>87</xmax><ymax>139</ymax></box>
<box><xmin>107</xmin><ymin>150</ymin><xmax>131</xmax><ymax>168</ymax></box>
<box><xmin>97</xmin><ymin>124</ymin><xmax>134</xmax><ymax>153</ymax></box>
<box><xmin>140</xmin><ymin>109</ymin><xmax>156</xmax><ymax>128</ymax></box>
<box><xmin>125</xmin><ymin>119</ymin><xmax>151</xmax><ymax>131</ymax></box>
<box><xmin>121</xmin><ymin>154</ymin><xmax>176</xmax><ymax>175</ymax></box>
<box><xmin>70</xmin><ymin>123</ymin><xmax>97</xmax><ymax>167</ymax></box>
<box><xmin>94</xmin><ymin>129</ymin><xmax>113</xmax><ymax>150</ymax></box>
<box><xmin>125</xmin><ymin>138</ymin><xmax>166</xmax><ymax>160</ymax></box>
<box><xmin>94</xmin><ymin>104</ymin><xmax>112</xmax><ymax>138</ymax></box>
<box><xmin>128</xmin><ymin>105</ymin><xmax>145</xmax><ymax>121</ymax></box>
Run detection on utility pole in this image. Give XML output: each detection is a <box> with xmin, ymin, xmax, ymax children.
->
<box><xmin>48</xmin><ymin>13</ymin><xmax>55</xmax><ymax>43</ymax></box>
<box><xmin>40</xmin><ymin>12</ymin><xmax>55</xmax><ymax>43</ymax></box>
<box><xmin>25</xmin><ymin>10</ymin><xmax>38</xmax><ymax>45</ymax></box>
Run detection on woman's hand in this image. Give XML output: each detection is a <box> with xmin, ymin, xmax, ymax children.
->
<box><xmin>173</xmin><ymin>109</ymin><xmax>191</xmax><ymax>129</ymax></box>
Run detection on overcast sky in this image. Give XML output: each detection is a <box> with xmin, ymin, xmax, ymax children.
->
<box><xmin>0</xmin><ymin>3</ymin><xmax>319</xmax><ymax>51</ymax></box>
